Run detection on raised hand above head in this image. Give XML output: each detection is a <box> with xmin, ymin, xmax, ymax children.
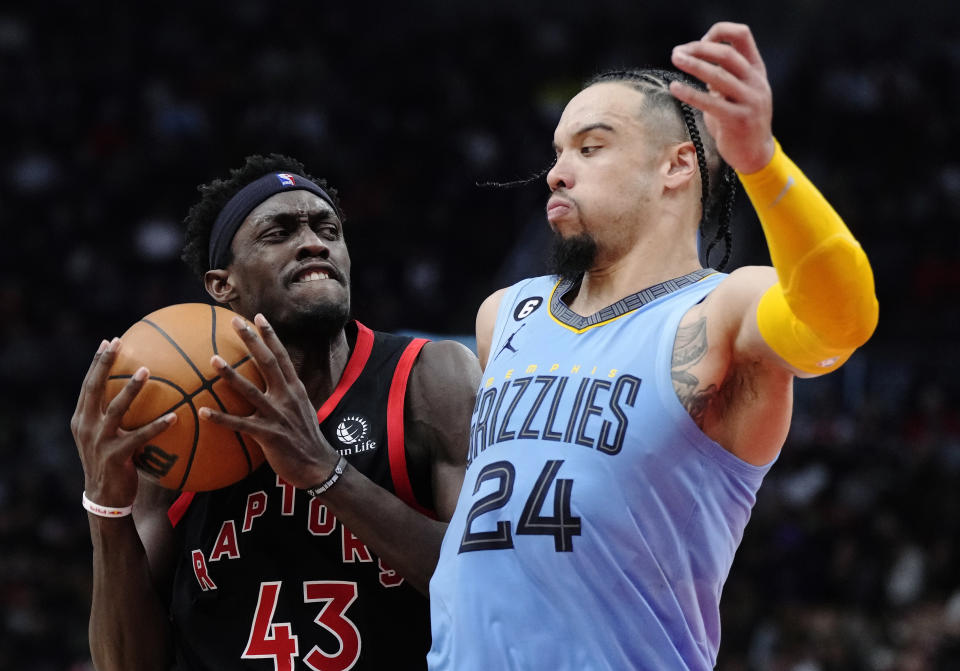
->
<box><xmin>669</xmin><ymin>21</ymin><xmax>776</xmax><ymax>175</ymax></box>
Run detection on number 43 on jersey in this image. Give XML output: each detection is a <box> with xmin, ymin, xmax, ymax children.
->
<box><xmin>243</xmin><ymin>580</ymin><xmax>360</xmax><ymax>671</ymax></box>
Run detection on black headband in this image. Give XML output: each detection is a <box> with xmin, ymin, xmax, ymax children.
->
<box><xmin>208</xmin><ymin>172</ymin><xmax>339</xmax><ymax>270</ymax></box>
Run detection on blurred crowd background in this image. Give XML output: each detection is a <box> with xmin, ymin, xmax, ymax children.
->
<box><xmin>1</xmin><ymin>1</ymin><xmax>958</xmax><ymax>669</ymax></box>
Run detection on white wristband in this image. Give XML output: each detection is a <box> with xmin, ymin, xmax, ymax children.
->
<box><xmin>82</xmin><ymin>491</ymin><xmax>133</xmax><ymax>518</ymax></box>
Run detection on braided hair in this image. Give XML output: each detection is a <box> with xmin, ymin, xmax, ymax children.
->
<box><xmin>585</xmin><ymin>68</ymin><xmax>738</xmax><ymax>270</ymax></box>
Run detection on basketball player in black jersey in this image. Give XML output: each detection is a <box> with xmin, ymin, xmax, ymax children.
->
<box><xmin>71</xmin><ymin>154</ymin><xmax>481</xmax><ymax>670</ymax></box>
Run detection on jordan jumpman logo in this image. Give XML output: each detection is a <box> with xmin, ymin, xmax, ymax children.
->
<box><xmin>495</xmin><ymin>324</ymin><xmax>526</xmax><ymax>360</ymax></box>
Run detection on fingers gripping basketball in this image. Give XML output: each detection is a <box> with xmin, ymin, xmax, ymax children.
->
<box><xmin>103</xmin><ymin>303</ymin><xmax>266</xmax><ymax>491</ymax></box>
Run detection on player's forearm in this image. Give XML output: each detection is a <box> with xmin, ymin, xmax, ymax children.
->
<box><xmin>319</xmin><ymin>467</ymin><xmax>446</xmax><ymax>595</ymax></box>
<box><xmin>738</xmin><ymin>140</ymin><xmax>879</xmax><ymax>374</ymax></box>
<box><xmin>88</xmin><ymin>516</ymin><xmax>172</xmax><ymax>671</ymax></box>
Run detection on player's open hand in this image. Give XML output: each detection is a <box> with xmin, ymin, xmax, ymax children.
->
<box><xmin>199</xmin><ymin>314</ymin><xmax>340</xmax><ymax>490</ymax></box>
<box><xmin>669</xmin><ymin>21</ymin><xmax>775</xmax><ymax>174</ymax></box>
<box><xmin>71</xmin><ymin>339</ymin><xmax>177</xmax><ymax>508</ymax></box>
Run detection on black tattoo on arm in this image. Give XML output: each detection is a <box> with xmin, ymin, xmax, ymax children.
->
<box><xmin>671</xmin><ymin>317</ymin><xmax>719</xmax><ymax>428</ymax></box>
<box><xmin>672</xmin><ymin>317</ymin><xmax>708</xmax><ymax>368</ymax></box>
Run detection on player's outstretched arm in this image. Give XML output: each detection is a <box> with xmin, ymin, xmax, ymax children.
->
<box><xmin>71</xmin><ymin>340</ymin><xmax>178</xmax><ymax>670</ymax></box>
<box><xmin>200</xmin><ymin>315</ymin><xmax>481</xmax><ymax>594</ymax></box>
<box><xmin>670</xmin><ymin>22</ymin><xmax>878</xmax><ymax>376</ymax></box>
<box><xmin>732</xmin><ymin>144</ymin><xmax>878</xmax><ymax>376</ymax></box>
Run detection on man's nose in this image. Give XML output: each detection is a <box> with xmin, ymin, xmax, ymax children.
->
<box><xmin>546</xmin><ymin>155</ymin><xmax>573</xmax><ymax>192</ymax></box>
<box><xmin>294</xmin><ymin>225</ymin><xmax>329</xmax><ymax>259</ymax></box>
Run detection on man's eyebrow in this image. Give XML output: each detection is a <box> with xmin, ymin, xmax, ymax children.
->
<box><xmin>575</xmin><ymin>122</ymin><xmax>616</xmax><ymax>137</ymax></box>
<box><xmin>553</xmin><ymin>122</ymin><xmax>616</xmax><ymax>151</ymax></box>
<box><xmin>251</xmin><ymin>206</ymin><xmax>337</xmax><ymax>228</ymax></box>
<box><xmin>250</xmin><ymin>211</ymin><xmax>293</xmax><ymax>229</ymax></box>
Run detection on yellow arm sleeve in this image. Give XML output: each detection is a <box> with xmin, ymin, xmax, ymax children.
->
<box><xmin>738</xmin><ymin>140</ymin><xmax>879</xmax><ymax>375</ymax></box>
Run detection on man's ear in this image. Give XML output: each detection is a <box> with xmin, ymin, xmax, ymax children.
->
<box><xmin>663</xmin><ymin>141</ymin><xmax>699</xmax><ymax>191</ymax></box>
<box><xmin>204</xmin><ymin>269</ymin><xmax>236</xmax><ymax>305</ymax></box>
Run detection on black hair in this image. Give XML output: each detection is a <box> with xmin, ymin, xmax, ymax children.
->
<box><xmin>180</xmin><ymin>153</ymin><xmax>343</xmax><ymax>280</ymax></box>
<box><xmin>585</xmin><ymin>68</ymin><xmax>737</xmax><ymax>270</ymax></box>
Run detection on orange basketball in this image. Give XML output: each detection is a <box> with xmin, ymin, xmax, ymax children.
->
<box><xmin>104</xmin><ymin>303</ymin><xmax>266</xmax><ymax>491</ymax></box>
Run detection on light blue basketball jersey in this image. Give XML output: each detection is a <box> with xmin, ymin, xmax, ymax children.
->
<box><xmin>428</xmin><ymin>270</ymin><xmax>776</xmax><ymax>671</ymax></box>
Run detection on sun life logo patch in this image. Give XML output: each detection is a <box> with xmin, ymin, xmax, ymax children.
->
<box><xmin>335</xmin><ymin>415</ymin><xmax>369</xmax><ymax>446</ymax></box>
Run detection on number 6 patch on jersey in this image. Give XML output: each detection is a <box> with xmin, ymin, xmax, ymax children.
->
<box><xmin>513</xmin><ymin>296</ymin><xmax>543</xmax><ymax>321</ymax></box>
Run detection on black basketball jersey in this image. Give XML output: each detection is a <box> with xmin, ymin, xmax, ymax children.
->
<box><xmin>167</xmin><ymin>322</ymin><xmax>433</xmax><ymax>671</ymax></box>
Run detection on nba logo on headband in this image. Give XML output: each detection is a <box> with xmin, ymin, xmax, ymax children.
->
<box><xmin>276</xmin><ymin>173</ymin><xmax>296</xmax><ymax>187</ymax></box>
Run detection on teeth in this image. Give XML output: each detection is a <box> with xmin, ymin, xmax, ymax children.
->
<box><xmin>298</xmin><ymin>271</ymin><xmax>329</xmax><ymax>282</ymax></box>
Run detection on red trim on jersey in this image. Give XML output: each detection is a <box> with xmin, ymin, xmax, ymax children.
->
<box><xmin>168</xmin><ymin>491</ymin><xmax>196</xmax><ymax>528</ymax></box>
<box><xmin>166</xmin><ymin>322</ymin><xmax>374</xmax><ymax>525</ymax></box>
<box><xmin>316</xmin><ymin>321</ymin><xmax>375</xmax><ymax>424</ymax></box>
<box><xmin>387</xmin><ymin>338</ymin><xmax>434</xmax><ymax>517</ymax></box>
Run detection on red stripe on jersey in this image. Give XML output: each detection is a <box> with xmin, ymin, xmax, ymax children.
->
<box><xmin>316</xmin><ymin>321</ymin><xmax>375</xmax><ymax>424</ymax></box>
<box><xmin>168</xmin><ymin>491</ymin><xmax>196</xmax><ymax>528</ymax></box>
<box><xmin>387</xmin><ymin>338</ymin><xmax>434</xmax><ymax>517</ymax></box>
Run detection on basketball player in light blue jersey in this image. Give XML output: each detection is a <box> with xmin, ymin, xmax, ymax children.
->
<box><xmin>428</xmin><ymin>22</ymin><xmax>879</xmax><ymax>671</ymax></box>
